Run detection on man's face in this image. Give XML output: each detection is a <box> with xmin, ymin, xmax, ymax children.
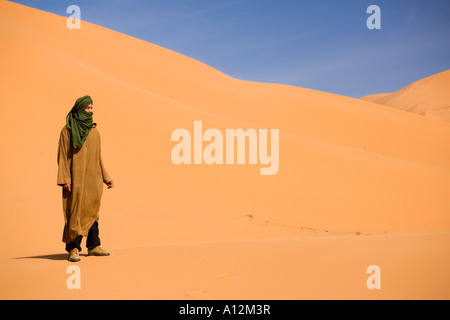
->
<box><xmin>85</xmin><ymin>104</ymin><xmax>93</xmax><ymax>113</ymax></box>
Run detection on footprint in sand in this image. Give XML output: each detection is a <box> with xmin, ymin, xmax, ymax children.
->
<box><xmin>188</xmin><ymin>290</ymin><xmax>212</xmax><ymax>299</ymax></box>
<box><xmin>218</xmin><ymin>274</ymin><xmax>234</xmax><ymax>281</ymax></box>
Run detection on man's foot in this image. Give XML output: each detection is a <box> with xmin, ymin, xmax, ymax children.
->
<box><xmin>68</xmin><ymin>248</ymin><xmax>81</xmax><ymax>262</ymax></box>
<box><xmin>88</xmin><ymin>246</ymin><xmax>110</xmax><ymax>256</ymax></box>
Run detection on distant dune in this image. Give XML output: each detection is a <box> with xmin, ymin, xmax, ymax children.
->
<box><xmin>361</xmin><ymin>70</ymin><xmax>450</xmax><ymax>123</ymax></box>
<box><xmin>1</xmin><ymin>0</ymin><xmax>449</xmax><ymax>299</ymax></box>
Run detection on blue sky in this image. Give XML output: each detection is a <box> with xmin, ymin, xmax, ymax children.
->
<box><xmin>10</xmin><ymin>0</ymin><xmax>450</xmax><ymax>97</ymax></box>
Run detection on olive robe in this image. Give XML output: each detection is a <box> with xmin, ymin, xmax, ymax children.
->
<box><xmin>57</xmin><ymin>124</ymin><xmax>112</xmax><ymax>243</ymax></box>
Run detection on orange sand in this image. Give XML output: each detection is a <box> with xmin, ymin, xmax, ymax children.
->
<box><xmin>361</xmin><ymin>70</ymin><xmax>450</xmax><ymax>123</ymax></box>
<box><xmin>1</xmin><ymin>0</ymin><xmax>449</xmax><ymax>299</ymax></box>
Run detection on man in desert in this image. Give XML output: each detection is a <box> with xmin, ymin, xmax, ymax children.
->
<box><xmin>57</xmin><ymin>95</ymin><xmax>115</xmax><ymax>262</ymax></box>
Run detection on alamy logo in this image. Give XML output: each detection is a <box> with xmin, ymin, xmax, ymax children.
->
<box><xmin>366</xmin><ymin>5</ymin><xmax>381</xmax><ymax>30</ymax></box>
<box><xmin>366</xmin><ymin>265</ymin><xmax>381</xmax><ymax>290</ymax></box>
<box><xmin>66</xmin><ymin>265</ymin><xmax>81</xmax><ymax>289</ymax></box>
<box><xmin>171</xmin><ymin>121</ymin><xmax>279</xmax><ymax>175</ymax></box>
<box><xmin>66</xmin><ymin>5</ymin><xmax>81</xmax><ymax>30</ymax></box>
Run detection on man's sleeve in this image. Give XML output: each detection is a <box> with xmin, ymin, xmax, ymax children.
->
<box><xmin>100</xmin><ymin>155</ymin><xmax>112</xmax><ymax>184</ymax></box>
<box><xmin>57</xmin><ymin>127</ymin><xmax>72</xmax><ymax>186</ymax></box>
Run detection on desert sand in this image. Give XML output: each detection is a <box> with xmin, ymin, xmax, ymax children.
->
<box><xmin>1</xmin><ymin>0</ymin><xmax>449</xmax><ymax>300</ymax></box>
<box><xmin>361</xmin><ymin>70</ymin><xmax>450</xmax><ymax>123</ymax></box>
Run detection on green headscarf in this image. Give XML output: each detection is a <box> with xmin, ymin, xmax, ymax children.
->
<box><xmin>66</xmin><ymin>95</ymin><xmax>94</xmax><ymax>149</ymax></box>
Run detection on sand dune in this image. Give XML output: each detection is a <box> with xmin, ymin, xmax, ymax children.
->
<box><xmin>1</xmin><ymin>0</ymin><xmax>449</xmax><ymax>300</ymax></box>
<box><xmin>361</xmin><ymin>70</ymin><xmax>450</xmax><ymax>123</ymax></box>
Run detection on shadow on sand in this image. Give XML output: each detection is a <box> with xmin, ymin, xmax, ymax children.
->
<box><xmin>14</xmin><ymin>253</ymin><xmax>70</xmax><ymax>261</ymax></box>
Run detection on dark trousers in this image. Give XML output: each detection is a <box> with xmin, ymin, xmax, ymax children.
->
<box><xmin>65</xmin><ymin>221</ymin><xmax>101</xmax><ymax>253</ymax></box>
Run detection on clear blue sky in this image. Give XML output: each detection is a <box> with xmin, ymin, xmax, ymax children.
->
<box><xmin>10</xmin><ymin>0</ymin><xmax>450</xmax><ymax>97</ymax></box>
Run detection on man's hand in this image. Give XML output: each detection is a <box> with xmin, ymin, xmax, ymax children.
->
<box><xmin>107</xmin><ymin>180</ymin><xmax>115</xmax><ymax>189</ymax></box>
<box><xmin>63</xmin><ymin>183</ymin><xmax>71</xmax><ymax>192</ymax></box>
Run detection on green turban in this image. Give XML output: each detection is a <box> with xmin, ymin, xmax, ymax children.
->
<box><xmin>66</xmin><ymin>95</ymin><xmax>94</xmax><ymax>149</ymax></box>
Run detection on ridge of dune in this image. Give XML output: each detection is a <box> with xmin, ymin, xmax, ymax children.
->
<box><xmin>1</xmin><ymin>0</ymin><xmax>450</xmax><ymax>299</ymax></box>
<box><xmin>361</xmin><ymin>70</ymin><xmax>450</xmax><ymax>123</ymax></box>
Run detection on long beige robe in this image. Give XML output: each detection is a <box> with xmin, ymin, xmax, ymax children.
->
<box><xmin>57</xmin><ymin>124</ymin><xmax>112</xmax><ymax>243</ymax></box>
